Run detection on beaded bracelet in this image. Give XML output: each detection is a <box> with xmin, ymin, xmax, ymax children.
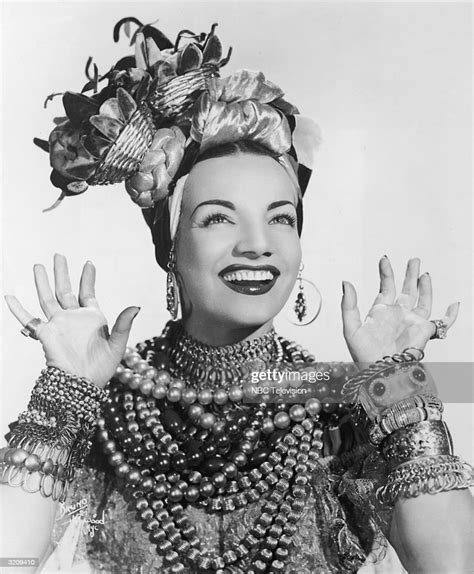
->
<box><xmin>2</xmin><ymin>367</ymin><xmax>108</xmax><ymax>501</ymax></box>
<box><xmin>377</xmin><ymin>455</ymin><xmax>474</xmax><ymax>505</ymax></box>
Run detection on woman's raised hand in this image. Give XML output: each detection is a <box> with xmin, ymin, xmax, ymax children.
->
<box><xmin>5</xmin><ymin>254</ymin><xmax>140</xmax><ymax>388</ymax></box>
<box><xmin>341</xmin><ymin>256</ymin><xmax>459</xmax><ymax>364</ymax></box>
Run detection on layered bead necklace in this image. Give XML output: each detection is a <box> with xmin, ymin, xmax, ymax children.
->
<box><xmin>97</xmin><ymin>321</ymin><xmax>351</xmax><ymax>573</ymax></box>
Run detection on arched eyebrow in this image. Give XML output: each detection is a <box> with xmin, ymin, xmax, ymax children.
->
<box><xmin>268</xmin><ymin>200</ymin><xmax>296</xmax><ymax>210</ymax></box>
<box><xmin>191</xmin><ymin>199</ymin><xmax>296</xmax><ymax>217</ymax></box>
<box><xmin>191</xmin><ymin>200</ymin><xmax>234</xmax><ymax>217</ymax></box>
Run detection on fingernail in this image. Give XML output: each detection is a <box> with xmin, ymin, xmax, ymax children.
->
<box><xmin>133</xmin><ymin>306</ymin><xmax>141</xmax><ymax>317</ymax></box>
<box><xmin>86</xmin><ymin>260</ymin><xmax>93</xmax><ymax>266</ymax></box>
<box><xmin>382</xmin><ymin>254</ymin><xmax>388</xmax><ymax>258</ymax></box>
<box><xmin>425</xmin><ymin>272</ymin><xmax>430</xmax><ymax>276</ymax></box>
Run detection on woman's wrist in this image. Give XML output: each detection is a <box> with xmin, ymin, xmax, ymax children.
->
<box><xmin>1</xmin><ymin>367</ymin><xmax>108</xmax><ymax>501</ymax></box>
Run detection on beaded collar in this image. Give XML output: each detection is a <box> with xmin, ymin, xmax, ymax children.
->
<box><xmin>168</xmin><ymin>324</ymin><xmax>284</xmax><ymax>390</ymax></box>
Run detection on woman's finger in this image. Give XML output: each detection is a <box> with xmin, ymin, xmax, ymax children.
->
<box><xmin>443</xmin><ymin>302</ymin><xmax>460</xmax><ymax>329</ymax></box>
<box><xmin>54</xmin><ymin>254</ymin><xmax>79</xmax><ymax>309</ymax></box>
<box><xmin>78</xmin><ymin>261</ymin><xmax>99</xmax><ymax>308</ymax></box>
<box><xmin>413</xmin><ymin>272</ymin><xmax>432</xmax><ymax>319</ymax></box>
<box><xmin>397</xmin><ymin>258</ymin><xmax>420</xmax><ymax>308</ymax></box>
<box><xmin>4</xmin><ymin>294</ymin><xmax>36</xmax><ymax>327</ymax></box>
<box><xmin>109</xmin><ymin>306</ymin><xmax>141</xmax><ymax>355</ymax></box>
<box><xmin>33</xmin><ymin>264</ymin><xmax>62</xmax><ymax>319</ymax></box>
<box><xmin>341</xmin><ymin>281</ymin><xmax>362</xmax><ymax>339</ymax></box>
<box><xmin>372</xmin><ymin>256</ymin><xmax>396</xmax><ymax>306</ymax></box>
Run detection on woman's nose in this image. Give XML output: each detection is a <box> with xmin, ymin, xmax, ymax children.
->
<box><xmin>233</xmin><ymin>221</ymin><xmax>272</xmax><ymax>258</ymax></box>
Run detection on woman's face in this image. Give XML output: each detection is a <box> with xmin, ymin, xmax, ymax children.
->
<box><xmin>175</xmin><ymin>153</ymin><xmax>302</xmax><ymax>332</ymax></box>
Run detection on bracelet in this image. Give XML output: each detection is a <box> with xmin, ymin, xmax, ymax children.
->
<box><xmin>377</xmin><ymin>455</ymin><xmax>474</xmax><ymax>505</ymax></box>
<box><xmin>369</xmin><ymin>394</ymin><xmax>444</xmax><ymax>446</ymax></box>
<box><xmin>380</xmin><ymin>420</ymin><xmax>453</xmax><ymax>469</ymax></box>
<box><xmin>2</xmin><ymin>367</ymin><xmax>108</xmax><ymax>501</ymax></box>
<box><xmin>341</xmin><ymin>348</ymin><xmax>426</xmax><ymax>419</ymax></box>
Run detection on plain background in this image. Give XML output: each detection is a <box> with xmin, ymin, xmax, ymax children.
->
<box><xmin>1</xmin><ymin>2</ymin><xmax>472</xmax><ymax>465</ymax></box>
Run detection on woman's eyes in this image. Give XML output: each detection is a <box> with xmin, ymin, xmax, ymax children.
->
<box><xmin>201</xmin><ymin>213</ymin><xmax>231</xmax><ymax>226</ymax></box>
<box><xmin>200</xmin><ymin>212</ymin><xmax>297</xmax><ymax>228</ymax></box>
<box><xmin>269</xmin><ymin>213</ymin><xmax>297</xmax><ymax>227</ymax></box>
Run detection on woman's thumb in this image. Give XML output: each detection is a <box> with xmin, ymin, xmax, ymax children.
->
<box><xmin>109</xmin><ymin>306</ymin><xmax>140</xmax><ymax>350</ymax></box>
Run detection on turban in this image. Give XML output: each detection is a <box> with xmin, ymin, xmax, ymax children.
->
<box><xmin>36</xmin><ymin>19</ymin><xmax>321</xmax><ymax>270</ymax></box>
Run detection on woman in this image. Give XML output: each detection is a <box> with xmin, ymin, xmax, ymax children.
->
<box><xmin>2</xmin><ymin>15</ymin><xmax>472</xmax><ymax>574</ymax></box>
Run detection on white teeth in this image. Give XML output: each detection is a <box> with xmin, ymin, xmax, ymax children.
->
<box><xmin>223</xmin><ymin>270</ymin><xmax>275</xmax><ymax>282</ymax></box>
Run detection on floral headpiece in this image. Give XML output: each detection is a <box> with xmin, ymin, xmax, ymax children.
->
<box><xmin>35</xmin><ymin>18</ymin><xmax>321</xmax><ymax>268</ymax></box>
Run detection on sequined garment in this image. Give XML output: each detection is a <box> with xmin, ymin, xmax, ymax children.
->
<box><xmin>46</xmin><ymin>333</ymin><xmax>396</xmax><ymax>574</ymax></box>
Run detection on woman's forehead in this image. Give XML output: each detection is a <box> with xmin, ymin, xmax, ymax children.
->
<box><xmin>182</xmin><ymin>154</ymin><xmax>298</xmax><ymax>209</ymax></box>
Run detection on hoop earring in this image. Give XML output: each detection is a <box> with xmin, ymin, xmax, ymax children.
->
<box><xmin>286</xmin><ymin>263</ymin><xmax>322</xmax><ymax>326</ymax></box>
<box><xmin>166</xmin><ymin>247</ymin><xmax>180</xmax><ymax>320</ymax></box>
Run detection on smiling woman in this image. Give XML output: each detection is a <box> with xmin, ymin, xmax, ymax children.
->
<box><xmin>175</xmin><ymin>152</ymin><xmax>302</xmax><ymax>339</ymax></box>
<box><xmin>1</xmin><ymin>7</ymin><xmax>473</xmax><ymax>574</ymax></box>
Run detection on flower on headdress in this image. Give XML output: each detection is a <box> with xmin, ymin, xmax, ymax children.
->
<box><xmin>125</xmin><ymin>126</ymin><xmax>187</xmax><ymax>208</ymax></box>
<box><xmin>36</xmin><ymin>19</ymin><xmax>230</xmax><ymax>210</ymax></box>
<box><xmin>190</xmin><ymin>70</ymin><xmax>297</xmax><ymax>154</ymax></box>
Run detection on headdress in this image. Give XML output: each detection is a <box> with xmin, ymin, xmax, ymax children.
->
<box><xmin>35</xmin><ymin>18</ymin><xmax>321</xmax><ymax>269</ymax></box>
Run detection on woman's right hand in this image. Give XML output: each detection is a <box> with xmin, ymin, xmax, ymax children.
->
<box><xmin>5</xmin><ymin>254</ymin><xmax>140</xmax><ymax>388</ymax></box>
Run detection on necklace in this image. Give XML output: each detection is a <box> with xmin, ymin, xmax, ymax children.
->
<box><xmin>169</xmin><ymin>325</ymin><xmax>284</xmax><ymax>390</ymax></box>
<box><xmin>98</xmin><ymin>321</ymin><xmax>351</xmax><ymax>573</ymax></box>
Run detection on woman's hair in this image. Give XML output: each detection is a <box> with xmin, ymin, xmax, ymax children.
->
<box><xmin>195</xmin><ymin>140</ymin><xmax>282</xmax><ymax>164</ymax></box>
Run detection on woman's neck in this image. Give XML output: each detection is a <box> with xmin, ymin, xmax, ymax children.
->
<box><xmin>182</xmin><ymin>317</ymin><xmax>275</xmax><ymax>346</ymax></box>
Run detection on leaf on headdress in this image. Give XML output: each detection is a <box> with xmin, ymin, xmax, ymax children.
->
<box><xmin>113</xmin><ymin>17</ymin><xmax>143</xmax><ymax>43</ymax></box>
<box><xmin>53</xmin><ymin>116</ymin><xmax>69</xmax><ymax>126</ymax></box>
<box><xmin>179</xmin><ymin>43</ymin><xmax>203</xmax><ymax>74</ymax></box>
<box><xmin>135</xmin><ymin>32</ymin><xmax>148</xmax><ymax>70</ymax></box>
<box><xmin>145</xmin><ymin>37</ymin><xmax>162</xmax><ymax>67</ymax></box>
<box><xmin>99</xmin><ymin>97</ymin><xmax>124</xmax><ymax>122</ymax></box>
<box><xmin>81</xmin><ymin>131</ymin><xmax>111</xmax><ymax>159</ymax></box>
<box><xmin>33</xmin><ymin>138</ymin><xmax>50</xmax><ymax>153</ymax></box>
<box><xmin>113</xmin><ymin>55</ymin><xmax>137</xmax><ymax>71</ymax></box>
<box><xmin>142</xmin><ymin>24</ymin><xmax>173</xmax><ymax>50</ymax></box>
<box><xmin>117</xmin><ymin>88</ymin><xmax>137</xmax><ymax>121</ymax></box>
<box><xmin>150</xmin><ymin>61</ymin><xmax>176</xmax><ymax>87</ymax></box>
<box><xmin>63</xmin><ymin>92</ymin><xmax>99</xmax><ymax>127</ymax></box>
<box><xmin>89</xmin><ymin>115</ymin><xmax>124</xmax><ymax>142</ymax></box>
<box><xmin>64</xmin><ymin>161</ymin><xmax>99</xmax><ymax>180</ymax></box>
<box><xmin>202</xmin><ymin>34</ymin><xmax>222</xmax><ymax>65</ymax></box>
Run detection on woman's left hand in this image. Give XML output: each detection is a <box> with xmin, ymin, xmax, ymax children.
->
<box><xmin>341</xmin><ymin>256</ymin><xmax>459</xmax><ymax>363</ymax></box>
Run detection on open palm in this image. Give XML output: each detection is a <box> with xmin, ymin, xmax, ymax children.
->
<box><xmin>5</xmin><ymin>254</ymin><xmax>140</xmax><ymax>388</ymax></box>
<box><xmin>341</xmin><ymin>256</ymin><xmax>459</xmax><ymax>363</ymax></box>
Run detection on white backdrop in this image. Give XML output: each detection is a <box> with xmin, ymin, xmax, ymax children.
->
<box><xmin>1</xmin><ymin>2</ymin><xmax>472</xmax><ymax>462</ymax></box>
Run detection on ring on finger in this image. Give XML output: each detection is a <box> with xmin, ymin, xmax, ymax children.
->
<box><xmin>429</xmin><ymin>319</ymin><xmax>448</xmax><ymax>340</ymax></box>
<box><xmin>20</xmin><ymin>318</ymin><xmax>43</xmax><ymax>340</ymax></box>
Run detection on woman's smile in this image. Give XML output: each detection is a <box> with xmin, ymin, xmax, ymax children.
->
<box><xmin>174</xmin><ymin>152</ymin><xmax>302</xmax><ymax>340</ymax></box>
<box><xmin>219</xmin><ymin>264</ymin><xmax>280</xmax><ymax>295</ymax></box>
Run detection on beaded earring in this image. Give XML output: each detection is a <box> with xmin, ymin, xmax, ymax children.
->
<box><xmin>286</xmin><ymin>263</ymin><xmax>322</xmax><ymax>325</ymax></box>
<box><xmin>166</xmin><ymin>247</ymin><xmax>180</xmax><ymax>319</ymax></box>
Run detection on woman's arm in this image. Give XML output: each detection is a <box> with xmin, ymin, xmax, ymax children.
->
<box><xmin>2</xmin><ymin>255</ymin><xmax>139</xmax><ymax>572</ymax></box>
<box><xmin>389</xmin><ymin>489</ymin><xmax>473</xmax><ymax>574</ymax></box>
<box><xmin>0</xmin><ymin>485</ymin><xmax>58</xmax><ymax>572</ymax></box>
